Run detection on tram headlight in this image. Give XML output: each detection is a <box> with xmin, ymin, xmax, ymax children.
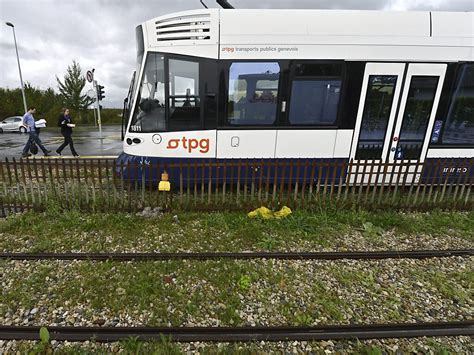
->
<box><xmin>126</xmin><ymin>137</ymin><xmax>142</xmax><ymax>145</ymax></box>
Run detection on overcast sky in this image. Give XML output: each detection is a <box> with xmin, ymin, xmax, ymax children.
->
<box><xmin>0</xmin><ymin>0</ymin><xmax>472</xmax><ymax>108</ymax></box>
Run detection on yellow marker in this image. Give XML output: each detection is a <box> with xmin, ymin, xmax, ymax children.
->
<box><xmin>158</xmin><ymin>171</ymin><xmax>171</xmax><ymax>191</ymax></box>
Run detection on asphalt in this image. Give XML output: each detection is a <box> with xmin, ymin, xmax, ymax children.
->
<box><xmin>0</xmin><ymin>125</ymin><xmax>123</xmax><ymax>159</ymax></box>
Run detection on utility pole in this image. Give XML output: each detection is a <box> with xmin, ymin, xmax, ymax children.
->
<box><xmin>93</xmin><ymin>104</ymin><xmax>97</xmax><ymax>126</ymax></box>
<box><xmin>5</xmin><ymin>22</ymin><xmax>27</xmax><ymax>113</ymax></box>
<box><xmin>86</xmin><ymin>69</ymin><xmax>104</xmax><ymax>139</ymax></box>
<box><xmin>93</xmin><ymin>80</ymin><xmax>103</xmax><ymax>139</ymax></box>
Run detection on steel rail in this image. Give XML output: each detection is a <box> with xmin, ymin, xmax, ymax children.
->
<box><xmin>0</xmin><ymin>321</ymin><xmax>472</xmax><ymax>342</ymax></box>
<box><xmin>0</xmin><ymin>249</ymin><xmax>472</xmax><ymax>261</ymax></box>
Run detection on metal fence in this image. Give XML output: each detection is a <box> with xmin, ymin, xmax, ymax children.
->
<box><xmin>0</xmin><ymin>157</ymin><xmax>473</xmax><ymax>214</ymax></box>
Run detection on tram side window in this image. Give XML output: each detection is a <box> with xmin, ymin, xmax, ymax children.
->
<box><xmin>168</xmin><ymin>59</ymin><xmax>201</xmax><ymax>131</ymax></box>
<box><xmin>227</xmin><ymin>62</ymin><xmax>280</xmax><ymax>126</ymax></box>
<box><xmin>129</xmin><ymin>53</ymin><xmax>166</xmax><ymax>133</ymax></box>
<box><xmin>356</xmin><ymin>75</ymin><xmax>398</xmax><ymax>160</ymax></box>
<box><xmin>289</xmin><ymin>63</ymin><xmax>343</xmax><ymax>126</ymax></box>
<box><xmin>440</xmin><ymin>64</ymin><xmax>474</xmax><ymax>145</ymax></box>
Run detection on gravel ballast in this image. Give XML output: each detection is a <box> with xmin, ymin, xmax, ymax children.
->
<box><xmin>1</xmin><ymin>211</ymin><xmax>472</xmax><ymax>254</ymax></box>
<box><xmin>0</xmin><ymin>229</ymin><xmax>472</xmax><ymax>254</ymax></box>
<box><xmin>1</xmin><ymin>336</ymin><xmax>473</xmax><ymax>353</ymax></box>
<box><xmin>1</xmin><ymin>257</ymin><xmax>471</xmax><ymax>328</ymax></box>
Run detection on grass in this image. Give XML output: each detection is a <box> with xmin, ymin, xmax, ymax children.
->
<box><xmin>2</xmin><ymin>208</ymin><xmax>471</xmax><ymax>353</ymax></box>
<box><xmin>9</xmin><ymin>338</ymin><xmax>471</xmax><ymax>354</ymax></box>
<box><xmin>1</xmin><ymin>258</ymin><xmax>471</xmax><ymax>328</ymax></box>
<box><xmin>421</xmin><ymin>270</ymin><xmax>473</xmax><ymax>305</ymax></box>
<box><xmin>0</xmin><ymin>208</ymin><xmax>472</xmax><ymax>253</ymax></box>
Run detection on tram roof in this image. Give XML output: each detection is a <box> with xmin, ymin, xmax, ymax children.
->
<box><xmin>139</xmin><ymin>9</ymin><xmax>474</xmax><ymax>61</ymax></box>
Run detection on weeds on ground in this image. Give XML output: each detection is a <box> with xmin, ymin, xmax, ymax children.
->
<box><xmin>0</xmin><ymin>208</ymin><xmax>472</xmax><ymax>253</ymax></box>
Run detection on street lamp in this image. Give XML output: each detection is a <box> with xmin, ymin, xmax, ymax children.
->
<box><xmin>5</xmin><ymin>22</ymin><xmax>28</xmax><ymax>113</ymax></box>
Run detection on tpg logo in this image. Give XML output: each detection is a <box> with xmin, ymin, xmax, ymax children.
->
<box><xmin>166</xmin><ymin>137</ymin><xmax>210</xmax><ymax>154</ymax></box>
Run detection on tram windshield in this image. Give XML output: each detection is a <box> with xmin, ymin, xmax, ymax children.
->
<box><xmin>129</xmin><ymin>52</ymin><xmax>201</xmax><ymax>133</ymax></box>
<box><xmin>129</xmin><ymin>53</ymin><xmax>166</xmax><ymax>133</ymax></box>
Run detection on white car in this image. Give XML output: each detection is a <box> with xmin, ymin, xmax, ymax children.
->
<box><xmin>0</xmin><ymin>116</ymin><xmax>26</xmax><ymax>133</ymax></box>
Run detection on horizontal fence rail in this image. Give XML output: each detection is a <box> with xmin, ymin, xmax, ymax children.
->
<box><xmin>0</xmin><ymin>157</ymin><xmax>472</xmax><ymax>213</ymax></box>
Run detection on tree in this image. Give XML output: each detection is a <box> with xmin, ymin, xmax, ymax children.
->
<box><xmin>56</xmin><ymin>61</ymin><xmax>94</xmax><ymax>117</ymax></box>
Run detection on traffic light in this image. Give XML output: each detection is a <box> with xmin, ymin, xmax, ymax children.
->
<box><xmin>97</xmin><ymin>85</ymin><xmax>105</xmax><ymax>101</ymax></box>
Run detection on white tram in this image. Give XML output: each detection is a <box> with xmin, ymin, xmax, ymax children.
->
<box><xmin>120</xmin><ymin>4</ymin><xmax>474</xmax><ymax>183</ymax></box>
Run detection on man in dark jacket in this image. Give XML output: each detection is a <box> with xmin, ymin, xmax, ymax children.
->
<box><xmin>56</xmin><ymin>108</ymin><xmax>79</xmax><ymax>157</ymax></box>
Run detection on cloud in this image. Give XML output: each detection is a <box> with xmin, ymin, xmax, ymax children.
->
<box><xmin>0</xmin><ymin>0</ymin><xmax>472</xmax><ymax>108</ymax></box>
<box><xmin>386</xmin><ymin>0</ymin><xmax>473</xmax><ymax>11</ymax></box>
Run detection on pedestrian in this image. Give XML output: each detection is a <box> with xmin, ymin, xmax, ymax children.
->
<box><xmin>21</xmin><ymin>107</ymin><xmax>51</xmax><ymax>158</ymax></box>
<box><xmin>56</xmin><ymin>108</ymin><xmax>79</xmax><ymax>157</ymax></box>
<box><xmin>30</xmin><ymin>118</ymin><xmax>47</xmax><ymax>155</ymax></box>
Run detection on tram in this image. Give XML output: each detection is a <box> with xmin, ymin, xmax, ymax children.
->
<box><xmin>119</xmin><ymin>3</ymin><xmax>474</xmax><ymax>184</ymax></box>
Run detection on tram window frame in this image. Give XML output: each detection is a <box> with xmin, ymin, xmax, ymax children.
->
<box><xmin>128</xmin><ymin>52</ymin><xmax>219</xmax><ymax>134</ymax></box>
<box><xmin>217</xmin><ymin>60</ymin><xmax>364</xmax><ymax>130</ymax></box>
<box><xmin>220</xmin><ymin>60</ymin><xmax>287</xmax><ymax>129</ymax></box>
<box><xmin>285</xmin><ymin>61</ymin><xmax>346</xmax><ymax>128</ymax></box>
<box><xmin>128</xmin><ymin>52</ymin><xmax>167</xmax><ymax>134</ymax></box>
<box><xmin>338</xmin><ymin>61</ymin><xmax>365</xmax><ymax>130</ymax></box>
<box><xmin>431</xmin><ymin>62</ymin><xmax>474</xmax><ymax>147</ymax></box>
<box><xmin>166</xmin><ymin>55</ymin><xmax>203</xmax><ymax>132</ymax></box>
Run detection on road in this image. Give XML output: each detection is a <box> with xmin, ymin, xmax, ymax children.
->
<box><xmin>0</xmin><ymin>125</ymin><xmax>123</xmax><ymax>159</ymax></box>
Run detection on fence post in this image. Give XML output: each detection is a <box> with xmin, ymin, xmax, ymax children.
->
<box><xmin>278</xmin><ymin>160</ymin><xmax>287</xmax><ymax>205</ymax></box>
<box><xmin>426</xmin><ymin>160</ymin><xmax>438</xmax><ymax>206</ymax></box>
<box><xmin>315</xmin><ymin>160</ymin><xmax>323</xmax><ymax>203</ymax></box>
<box><xmin>307</xmin><ymin>159</ymin><xmax>317</xmax><ymax>203</ymax></box>
<box><xmin>344</xmin><ymin>159</ymin><xmax>353</xmax><ymax>204</ymax></box>
<box><xmin>141</xmin><ymin>162</ymin><xmax>146</xmax><ymax>209</ymax></box>
<box><xmin>209</xmin><ymin>159</ymin><xmax>214</xmax><ymax>205</ymax></box>
<box><xmin>258</xmin><ymin>159</ymin><xmax>265</xmax><ymax>204</ymax></box>
<box><xmin>47</xmin><ymin>160</ymin><xmax>56</xmax><ymax>208</ymax></box>
<box><xmin>377</xmin><ymin>161</ymin><xmax>389</xmax><ymax>205</ymax></box>
<box><xmin>237</xmin><ymin>159</ymin><xmax>242</xmax><ymax>204</ymax></box>
<box><xmin>222</xmin><ymin>160</ymin><xmax>229</xmax><ymax>204</ymax></box>
<box><xmin>105</xmin><ymin>159</ymin><xmax>111</xmax><ymax>210</ymax></box>
<box><xmin>411</xmin><ymin>160</ymin><xmax>424</xmax><ymax>207</ymax></box>
<box><xmin>438</xmin><ymin>160</ymin><xmax>453</xmax><ymax>205</ymax></box>
<box><xmin>75</xmin><ymin>158</ymin><xmax>82</xmax><ymax>209</ymax></box>
<box><xmin>215</xmin><ymin>160</ymin><xmax>220</xmax><ymax>205</ymax></box>
<box><xmin>300</xmin><ymin>159</ymin><xmax>309</xmax><ymax>208</ymax></box>
<box><xmin>336</xmin><ymin>160</ymin><xmax>346</xmax><ymax>206</ymax></box>
<box><xmin>97</xmin><ymin>159</ymin><xmax>104</xmax><ymax>209</ymax></box>
<box><xmin>456</xmin><ymin>158</ymin><xmax>472</xmax><ymax>207</ymax></box>
<box><xmin>155</xmin><ymin>162</ymin><xmax>161</xmax><ymax>209</ymax></box>
<box><xmin>445</xmin><ymin>158</ymin><xmax>458</xmax><ymax>205</ymax></box>
<box><xmin>193</xmin><ymin>161</ymin><xmax>198</xmax><ymax>206</ymax></box>
<box><xmin>84</xmin><ymin>159</ymin><xmax>91</xmax><ymax>208</ymax></box>
<box><xmin>272</xmin><ymin>160</ymin><xmax>279</xmax><ymax>205</ymax></box>
<box><xmin>229</xmin><ymin>159</ymin><xmax>235</xmax><ymax>204</ymax></box>
<box><xmin>251</xmin><ymin>160</ymin><xmax>257</xmax><ymax>203</ymax></box>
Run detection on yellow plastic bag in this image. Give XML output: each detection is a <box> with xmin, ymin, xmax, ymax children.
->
<box><xmin>248</xmin><ymin>206</ymin><xmax>274</xmax><ymax>219</ymax></box>
<box><xmin>248</xmin><ymin>206</ymin><xmax>292</xmax><ymax>219</ymax></box>
<box><xmin>274</xmin><ymin>206</ymin><xmax>292</xmax><ymax>219</ymax></box>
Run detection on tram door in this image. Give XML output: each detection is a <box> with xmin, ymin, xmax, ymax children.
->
<box><xmin>349</xmin><ymin>63</ymin><xmax>447</xmax><ymax>184</ymax></box>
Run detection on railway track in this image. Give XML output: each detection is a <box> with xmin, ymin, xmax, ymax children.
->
<box><xmin>0</xmin><ymin>249</ymin><xmax>472</xmax><ymax>261</ymax></box>
<box><xmin>1</xmin><ymin>321</ymin><xmax>472</xmax><ymax>342</ymax></box>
